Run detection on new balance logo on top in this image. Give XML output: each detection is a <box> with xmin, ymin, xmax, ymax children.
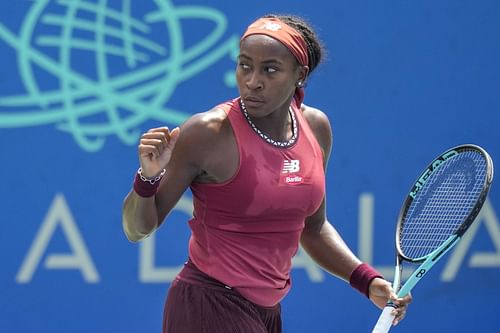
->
<box><xmin>280</xmin><ymin>160</ymin><xmax>303</xmax><ymax>185</ymax></box>
<box><xmin>282</xmin><ymin>160</ymin><xmax>300</xmax><ymax>174</ymax></box>
<box><xmin>251</xmin><ymin>22</ymin><xmax>282</xmax><ymax>31</ymax></box>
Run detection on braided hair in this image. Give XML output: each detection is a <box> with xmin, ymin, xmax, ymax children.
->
<box><xmin>263</xmin><ymin>14</ymin><xmax>325</xmax><ymax>74</ymax></box>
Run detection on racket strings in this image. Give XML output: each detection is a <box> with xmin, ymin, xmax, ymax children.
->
<box><xmin>399</xmin><ymin>150</ymin><xmax>487</xmax><ymax>260</ymax></box>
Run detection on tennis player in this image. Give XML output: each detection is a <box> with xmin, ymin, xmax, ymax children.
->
<box><xmin>122</xmin><ymin>14</ymin><xmax>412</xmax><ymax>333</ymax></box>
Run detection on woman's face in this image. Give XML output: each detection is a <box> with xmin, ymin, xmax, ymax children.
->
<box><xmin>236</xmin><ymin>34</ymin><xmax>305</xmax><ymax>117</ymax></box>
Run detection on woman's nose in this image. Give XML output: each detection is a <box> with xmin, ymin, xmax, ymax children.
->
<box><xmin>246</xmin><ymin>72</ymin><xmax>263</xmax><ymax>90</ymax></box>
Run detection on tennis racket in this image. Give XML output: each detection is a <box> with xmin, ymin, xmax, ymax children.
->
<box><xmin>371</xmin><ymin>144</ymin><xmax>494</xmax><ymax>333</ymax></box>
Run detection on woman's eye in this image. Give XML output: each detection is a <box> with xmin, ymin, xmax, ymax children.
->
<box><xmin>239</xmin><ymin>63</ymin><xmax>250</xmax><ymax>70</ymax></box>
<box><xmin>266</xmin><ymin>67</ymin><xmax>277</xmax><ymax>73</ymax></box>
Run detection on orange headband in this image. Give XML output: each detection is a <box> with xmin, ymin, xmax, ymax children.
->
<box><xmin>241</xmin><ymin>17</ymin><xmax>309</xmax><ymax>67</ymax></box>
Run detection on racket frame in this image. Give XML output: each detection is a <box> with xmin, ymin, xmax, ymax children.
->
<box><xmin>395</xmin><ymin>144</ymin><xmax>493</xmax><ymax>263</ymax></box>
<box><xmin>373</xmin><ymin>144</ymin><xmax>494</xmax><ymax>333</ymax></box>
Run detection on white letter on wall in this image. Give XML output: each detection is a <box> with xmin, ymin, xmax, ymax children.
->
<box><xmin>16</xmin><ymin>193</ymin><xmax>99</xmax><ymax>283</ymax></box>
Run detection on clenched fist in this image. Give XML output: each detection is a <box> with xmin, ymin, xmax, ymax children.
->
<box><xmin>138</xmin><ymin>127</ymin><xmax>180</xmax><ymax>178</ymax></box>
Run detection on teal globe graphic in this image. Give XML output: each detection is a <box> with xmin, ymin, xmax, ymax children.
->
<box><xmin>0</xmin><ymin>0</ymin><xmax>239</xmax><ymax>151</ymax></box>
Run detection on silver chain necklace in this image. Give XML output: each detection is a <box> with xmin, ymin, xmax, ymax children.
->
<box><xmin>239</xmin><ymin>99</ymin><xmax>298</xmax><ymax>148</ymax></box>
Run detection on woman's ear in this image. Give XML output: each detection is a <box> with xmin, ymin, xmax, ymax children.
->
<box><xmin>297</xmin><ymin>65</ymin><xmax>310</xmax><ymax>87</ymax></box>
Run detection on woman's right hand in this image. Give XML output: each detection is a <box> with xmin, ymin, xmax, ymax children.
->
<box><xmin>138</xmin><ymin>127</ymin><xmax>180</xmax><ymax>178</ymax></box>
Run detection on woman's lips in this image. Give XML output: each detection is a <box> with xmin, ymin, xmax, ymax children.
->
<box><xmin>243</xmin><ymin>97</ymin><xmax>265</xmax><ymax>108</ymax></box>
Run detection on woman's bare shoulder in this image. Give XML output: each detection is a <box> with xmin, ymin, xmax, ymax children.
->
<box><xmin>301</xmin><ymin>104</ymin><xmax>330</xmax><ymax>128</ymax></box>
<box><xmin>301</xmin><ymin>103</ymin><xmax>333</xmax><ymax>162</ymax></box>
<box><xmin>176</xmin><ymin>106</ymin><xmax>231</xmax><ymax>145</ymax></box>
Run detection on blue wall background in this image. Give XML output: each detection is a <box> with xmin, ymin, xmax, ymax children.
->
<box><xmin>1</xmin><ymin>1</ymin><xmax>499</xmax><ymax>332</ymax></box>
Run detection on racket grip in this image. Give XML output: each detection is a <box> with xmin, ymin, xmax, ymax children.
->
<box><xmin>371</xmin><ymin>306</ymin><xmax>395</xmax><ymax>333</ymax></box>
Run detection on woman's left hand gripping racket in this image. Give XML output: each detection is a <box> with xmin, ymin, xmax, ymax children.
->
<box><xmin>372</xmin><ymin>144</ymin><xmax>494</xmax><ymax>333</ymax></box>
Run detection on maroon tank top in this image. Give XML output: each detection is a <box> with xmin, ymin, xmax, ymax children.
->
<box><xmin>187</xmin><ymin>97</ymin><xmax>325</xmax><ymax>306</ymax></box>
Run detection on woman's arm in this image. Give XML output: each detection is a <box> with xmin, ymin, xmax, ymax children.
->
<box><xmin>300</xmin><ymin>105</ymin><xmax>411</xmax><ymax>325</ymax></box>
<box><xmin>301</xmin><ymin>200</ymin><xmax>361</xmax><ymax>281</ymax></box>
<box><xmin>122</xmin><ymin>110</ymin><xmax>227</xmax><ymax>242</ymax></box>
<box><xmin>299</xmin><ymin>104</ymin><xmax>360</xmax><ymax>280</ymax></box>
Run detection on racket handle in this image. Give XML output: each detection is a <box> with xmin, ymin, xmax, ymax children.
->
<box><xmin>371</xmin><ymin>306</ymin><xmax>395</xmax><ymax>333</ymax></box>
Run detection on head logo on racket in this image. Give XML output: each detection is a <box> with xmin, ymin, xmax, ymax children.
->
<box><xmin>409</xmin><ymin>149</ymin><xmax>458</xmax><ymax>198</ymax></box>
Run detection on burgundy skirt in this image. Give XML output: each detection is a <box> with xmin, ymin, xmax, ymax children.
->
<box><xmin>163</xmin><ymin>259</ymin><xmax>282</xmax><ymax>333</ymax></box>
